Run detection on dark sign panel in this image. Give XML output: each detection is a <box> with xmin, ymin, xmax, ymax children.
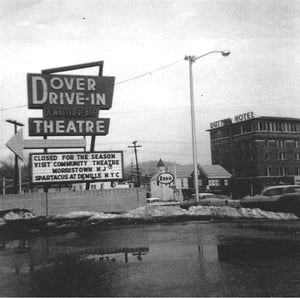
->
<box><xmin>43</xmin><ymin>107</ymin><xmax>99</xmax><ymax>118</ymax></box>
<box><xmin>28</xmin><ymin>118</ymin><xmax>110</xmax><ymax>136</ymax></box>
<box><xmin>27</xmin><ymin>73</ymin><xmax>115</xmax><ymax>110</ymax></box>
<box><xmin>30</xmin><ymin>151</ymin><xmax>124</xmax><ymax>184</ymax></box>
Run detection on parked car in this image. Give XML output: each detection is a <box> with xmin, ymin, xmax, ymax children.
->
<box><xmin>180</xmin><ymin>193</ymin><xmax>219</xmax><ymax>209</ymax></box>
<box><xmin>241</xmin><ymin>185</ymin><xmax>300</xmax><ymax>216</ymax></box>
<box><xmin>146</xmin><ymin>198</ymin><xmax>180</xmax><ymax>207</ymax></box>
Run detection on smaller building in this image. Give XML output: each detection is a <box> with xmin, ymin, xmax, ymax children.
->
<box><xmin>196</xmin><ymin>165</ymin><xmax>232</xmax><ymax>195</ymax></box>
<box><xmin>150</xmin><ymin>159</ymin><xmax>177</xmax><ymax>201</ymax></box>
<box><xmin>150</xmin><ymin>159</ymin><xmax>231</xmax><ymax>200</ymax></box>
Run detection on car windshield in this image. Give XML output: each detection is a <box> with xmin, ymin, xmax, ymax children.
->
<box><xmin>286</xmin><ymin>187</ymin><xmax>300</xmax><ymax>193</ymax></box>
<box><xmin>201</xmin><ymin>194</ymin><xmax>216</xmax><ymax>199</ymax></box>
<box><xmin>262</xmin><ymin>188</ymin><xmax>285</xmax><ymax>196</ymax></box>
<box><xmin>147</xmin><ymin>198</ymin><xmax>160</xmax><ymax>204</ymax></box>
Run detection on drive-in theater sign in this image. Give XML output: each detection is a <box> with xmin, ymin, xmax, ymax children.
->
<box><xmin>27</xmin><ymin>73</ymin><xmax>114</xmax><ymax>136</ymax></box>
<box><xmin>26</xmin><ymin>66</ymin><xmax>123</xmax><ymax>184</ymax></box>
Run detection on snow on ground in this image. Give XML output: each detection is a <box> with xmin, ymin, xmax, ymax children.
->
<box><xmin>78</xmin><ymin>205</ymin><xmax>298</xmax><ymax>222</ymax></box>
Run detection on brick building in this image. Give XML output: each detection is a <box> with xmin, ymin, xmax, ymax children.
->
<box><xmin>207</xmin><ymin>113</ymin><xmax>300</xmax><ymax>198</ymax></box>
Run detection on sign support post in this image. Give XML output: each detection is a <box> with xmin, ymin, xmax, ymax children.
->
<box><xmin>41</xmin><ymin>61</ymin><xmax>104</xmax><ymax>192</ymax></box>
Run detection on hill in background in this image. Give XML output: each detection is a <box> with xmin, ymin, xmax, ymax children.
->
<box><xmin>124</xmin><ymin>160</ymin><xmax>183</xmax><ymax>179</ymax></box>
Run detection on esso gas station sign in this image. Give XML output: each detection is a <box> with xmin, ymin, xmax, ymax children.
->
<box><xmin>157</xmin><ymin>172</ymin><xmax>174</xmax><ymax>185</ymax></box>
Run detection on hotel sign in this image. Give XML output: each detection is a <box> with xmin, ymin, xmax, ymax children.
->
<box><xmin>210</xmin><ymin>111</ymin><xmax>254</xmax><ymax>129</ymax></box>
<box><xmin>234</xmin><ymin>111</ymin><xmax>254</xmax><ymax>123</ymax></box>
<box><xmin>210</xmin><ymin>118</ymin><xmax>232</xmax><ymax>129</ymax></box>
<box><xmin>27</xmin><ymin>73</ymin><xmax>115</xmax><ymax>136</ymax></box>
<box><xmin>30</xmin><ymin>151</ymin><xmax>124</xmax><ymax>184</ymax></box>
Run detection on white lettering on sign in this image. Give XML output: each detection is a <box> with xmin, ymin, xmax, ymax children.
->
<box><xmin>30</xmin><ymin>151</ymin><xmax>123</xmax><ymax>184</ymax></box>
<box><xmin>210</xmin><ymin>118</ymin><xmax>232</xmax><ymax>129</ymax></box>
<box><xmin>27</xmin><ymin>73</ymin><xmax>115</xmax><ymax>110</ymax></box>
<box><xmin>157</xmin><ymin>172</ymin><xmax>174</xmax><ymax>185</ymax></box>
<box><xmin>234</xmin><ymin>111</ymin><xmax>254</xmax><ymax>123</ymax></box>
<box><xmin>29</xmin><ymin>118</ymin><xmax>109</xmax><ymax>136</ymax></box>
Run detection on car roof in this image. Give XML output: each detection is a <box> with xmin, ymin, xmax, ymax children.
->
<box><xmin>263</xmin><ymin>185</ymin><xmax>300</xmax><ymax>191</ymax></box>
<box><xmin>199</xmin><ymin>193</ymin><xmax>216</xmax><ymax>196</ymax></box>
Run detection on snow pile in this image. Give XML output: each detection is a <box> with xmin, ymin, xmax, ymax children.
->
<box><xmin>54</xmin><ymin>205</ymin><xmax>299</xmax><ymax>223</ymax></box>
<box><xmin>123</xmin><ymin>206</ymin><xmax>188</xmax><ymax>218</ymax></box>
<box><xmin>187</xmin><ymin>206</ymin><xmax>212</xmax><ymax>217</ymax></box>
<box><xmin>88</xmin><ymin>212</ymin><xmax>120</xmax><ymax>220</ymax></box>
<box><xmin>119</xmin><ymin>205</ymin><xmax>298</xmax><ymax>221</ymax></box>
<box><xmin>55</xmin><ymin>211</ymin><xmax>99</xmax><ymax>219</ymax></box>
<box><xmin>3</xmin><ymin>210</ymin><xmax>35</xmax><ymax>220</ymax></box>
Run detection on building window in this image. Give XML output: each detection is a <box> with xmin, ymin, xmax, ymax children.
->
<box><xmin>224</xmin><ymin>179</ymin><xmax>229</xmax><ymax>186</ymax></box>
<box><xmin>265</xmin><ymin>152</ymin><xmax>270</xmax><ymax>160</ymax></box>
<box><xmin>276</xmin><ymin>167</ymin><xmax>288</xmax><ymax>176</ymax></box>
<box><xmin>276</xmin><ymin>139</ymin><xmax>284</xmax><ymax>148</ymax></box>
<box><xmin>266</xmin><ymin>167</ymin><xmax>272</xmax><ymax>176</ymax></box>
<box><xmin>259</xmin><ymin>121</ymin><xmax>267</xmax><ymax>131</ymax></box>
<box><xmin>297</xmin><ymin>168</ymin><xmax>300</xmax><ymax>175</ymax></box>
<box><xmin>181</xmin><ymin>179</ymin><xmax>185</xmax><ymax>188</ymax></box>
<box><xmin>198</xmin><ymin>179</ymin><xmax>203</xmax><ymax>187</ymax></box>
<box><xmin>208</xmin><ymin>179</ymin><xmax>220</xmax><ymax>186</ymax></box>
<box><xmin>296</xmin><ymin>153</ymin><xmax>300</xmax><ymax>160</ymax></box>
<box><xmin>295</xmin><ymin>140</ymin><xmax>300</xmax><ymax>148</ymax></box>
<box><xmin>276</xmin><ymin>152</ymin><xmax>286</xmax><ymax>160</ymax></box>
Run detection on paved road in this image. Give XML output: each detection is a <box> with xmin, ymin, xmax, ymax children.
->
<box><xmin>0</xmin><ymin>219</ymin><xmax>300</xmax><ymax>296</ymax></box>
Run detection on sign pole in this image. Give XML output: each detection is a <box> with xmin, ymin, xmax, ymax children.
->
<box><xmin>86</xmin><ymin>62</ymin><xmax>104</xmax><ymax>190</ymax></box>
<box><xmin>6</xmin><ymin>120</ymin><xmax>24</xmax><ymax>193</ymax></box>
<box><xmin>2</xmin><ymin>178</ymin><xmax>5</xmax><ymax>196</ymax></box>
<box><xmin>19</xmin><ymin>159</ymin><xmax>22</xmax><ymax>194</ymax></box>
<box><xmin>41</xmin><ymin>61</ymin><xmax>104</xmax><ymax>192</ymax></box>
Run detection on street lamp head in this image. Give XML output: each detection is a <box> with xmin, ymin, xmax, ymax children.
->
<box><xmin>221</xmin><ymin>50</ymin><xmax>231</xmax><ymax>57</ymax></box>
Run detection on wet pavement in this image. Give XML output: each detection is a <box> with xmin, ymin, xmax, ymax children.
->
<box><xmin>0</xmin><ymin>220</ymin><xmax>299</xmax><ymax>296</ymax></box>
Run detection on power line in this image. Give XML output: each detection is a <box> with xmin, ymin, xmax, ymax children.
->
<box><xmin>116</xmin><ymin>59</ymin><xmax>183</xmax><ymax>85</ymax></box>
<box><xmin>0</xmin><ymin>58</ymin><xmax>184</xmax><ymax>112</ymax></box>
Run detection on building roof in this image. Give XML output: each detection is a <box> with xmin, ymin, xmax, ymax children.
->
<box><xmin>157</xmin><ymin>159</ymin><xmax>165</xmax><ymax>168</ymax></box>
<box><xmin>169</xmin><ymin>165</ymin><xmax>194</xmax><ymax>178</ymax></box>
<box><xmin>150</xmin><ymin>165</ymin><xmax>194</xmax><ymax>182</ymax></box>
<box><xmin>199</xmin><ymin>165</ymin><xmax>232</xmax><ymax>178</ymax></box>
<box><xmin>207</xmin><ymin>115</ymin><xmax>300</xmax><ymax>131</ymax></box>
<box><xmin>150</xmin><ymin>164</ymin><xmax>231</xmax><ymax>181</ymax></box>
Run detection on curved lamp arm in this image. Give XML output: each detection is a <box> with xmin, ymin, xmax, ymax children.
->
<box><xmin>185</xmin><ymin>50</ymin><xmax>231</xmax><ymax>63</ymax></box>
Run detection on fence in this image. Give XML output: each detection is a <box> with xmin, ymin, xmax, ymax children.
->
<box><xmin>0</xmin><ymin>188</ymin><xmax>147</xmax><ymax>216</ymax></box>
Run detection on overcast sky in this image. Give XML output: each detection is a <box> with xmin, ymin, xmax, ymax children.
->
<box><xmin>0</xmin><ymin>0</ymin><xmax>300</xmax><ymax>166</ymax></box>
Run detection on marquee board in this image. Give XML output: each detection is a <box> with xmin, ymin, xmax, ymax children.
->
<box><xmin>30</xmin><ymin>151</ymin><xmax>124</xmax><ymax>184</ymax></box>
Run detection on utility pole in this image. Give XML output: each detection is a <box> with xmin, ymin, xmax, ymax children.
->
<box><xmin>6</xmin><ymin>119</ymin><xmax>24</xmax><ymax>194</ymax></box>
<box><xmin>128</xmin><ymin>141</ymin><xmax>142</xmax><ymax>187</ymax></box>
<box><xmin>130</xmin><ymin>160</ymin><xmax>134</xmax><ymax>184</ymax></box>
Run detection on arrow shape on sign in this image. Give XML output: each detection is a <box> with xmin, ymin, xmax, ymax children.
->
<box><xmin>6</xmin><ymin>128</ymin><xmax>86</xmax><ymax>161</ymax></box>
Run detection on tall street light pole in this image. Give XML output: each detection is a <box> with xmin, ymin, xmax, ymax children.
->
<box><xmin>184</xmin><ymin>50</ymin><xmax>230</xmax><ymax>204</ymax></box>
<box><xmin>6</xmin><ymin>119</ymin><xmax>24</xmax><ymax>194</ymax></box>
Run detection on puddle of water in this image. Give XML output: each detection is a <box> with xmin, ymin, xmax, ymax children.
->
<box><xmin>217</xmin><ymin>237</ymin><xmax>300</xmax><ymax>262</ymax></box>
<box><xmin>0</xmin><ymin>222</ymin><xmax>299</xmax><ymax>296</ymax></box>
